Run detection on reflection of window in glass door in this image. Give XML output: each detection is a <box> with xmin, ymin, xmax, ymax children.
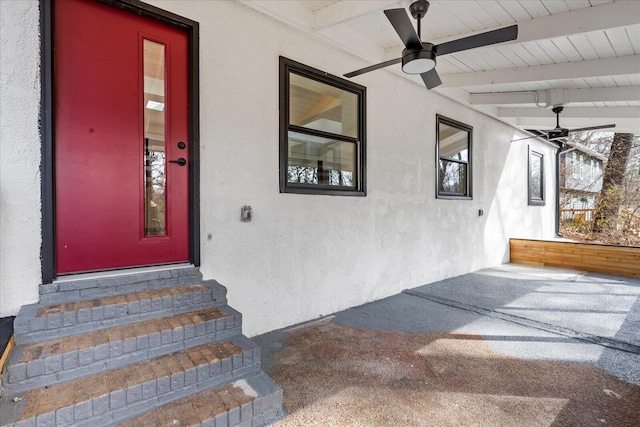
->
<box><xmin>143</xmin><ymin>39</ymin><xmax>167</xmax><ymax>236</ymax></box>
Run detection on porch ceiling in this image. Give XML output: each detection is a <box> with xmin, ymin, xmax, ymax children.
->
<box><xmin>241</xmin><ymin>0</ymin><xmax>640</xmax><ymax>134</ymax></box>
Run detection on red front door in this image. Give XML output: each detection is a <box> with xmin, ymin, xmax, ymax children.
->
<box><xmin>55</xmin><ymin>0</ymin><xmax>190</xmax><ymax>274</ymax></box>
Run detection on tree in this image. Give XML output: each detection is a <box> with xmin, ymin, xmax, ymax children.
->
<box><xmin>591</xmin><ymin>133</ymin><xmax>634</xmax><ymax>234</ymax></box>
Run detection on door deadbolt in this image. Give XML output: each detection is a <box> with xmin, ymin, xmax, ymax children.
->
<box><xmin>177</xmin><ymin>141</ymin><xmax>186</xmax><ymax>149</ymax></box>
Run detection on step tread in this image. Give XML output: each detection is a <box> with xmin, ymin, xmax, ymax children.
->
<box><xmin>115</xmin><ymin>380</ymin><xmax>254</xmax><ymax>427</ymax></box>
<box><xmin>19</xmin><ymin>307</ymin><xmax>229</xmax><ymax>364</ymax></box>
<box><xmin>17</xmin><ymin>284</ymin><xmax>219</xmax><ymax>337</ymax></box>
<box><xmin>113</xmin><ymin>373</ymin><xmax>283</xmax><ymax>427</ymax></box>
<box><xmin>36</xmin><ymin>285</ymin><xmax>211</xmax><ymax>317</ymax></box>
<box><xmin>12</xmin><ymin>341</ymin><xmax>253</xmax><ymax>425</ymax></box>
<box><xmin>7</xmin><ymin>307</ymin><xmax>242</xmax><ymax>387</ymax></box>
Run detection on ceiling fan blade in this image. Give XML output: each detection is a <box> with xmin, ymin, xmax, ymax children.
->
<box><xmin>569</xmin><ymin>124</ymin><xmax>616</xmax><ymax>132</ymax></box>
<box><xmin>421</xmin><ymin>68</ymin><xmax>442</xmax><ymax>89</ymax></box>
<box><xmin>511</xmin><ymin>133</ymin><xmax>548</xmax><ymax>142</ymax></box>
<box><xmin>384</xmin><ymin>8</ymin><xmax>423</xmax><ymax>50</ymax></box>
<box><xmin>344</xmin><ymin>58</ymin><xmax>402</xmax><ymax>78</ymax></box>
<box><xmin>435</xmin><ymin>25</ymin><xmax>518</xmax><ymax>56</ymax></box>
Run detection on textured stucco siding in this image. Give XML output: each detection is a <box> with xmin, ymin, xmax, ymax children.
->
<box><xmin>0</xmin><ymin>0</ymin><xmax>555</xmax><ymax>336</ymax></box>
<box><xmin>0</xmin><ymin>1</ymin><xmax>42</xmax><ymax>316</ymax></box>
<box><xmin>144</xmin><ymin>0</ymin><xmax>556</xmax><ymax>336</ymax></box>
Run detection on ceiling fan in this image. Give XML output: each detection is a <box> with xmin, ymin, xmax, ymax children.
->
<box><xmin>512</xmin><ymin>106</ymin><xmax>616</xmax><ymax>142</ymax></box>
<box><xmin>343</xmin><ymin>0</ymin><xmax>518</xmax><ymax>89</ymax></box>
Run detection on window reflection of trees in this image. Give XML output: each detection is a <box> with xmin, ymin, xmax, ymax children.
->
<box><xmin>530</xmin><ymin>158</ymin><xmax>542</xmax><ymax>199</ymax></box>
<box><xmin>145</xmin><ymin>144</ymin><xmax>166</xmax><ymax>236</ymax></box>
<box><xmin>287</xmin><ymin>165</ymin><xmax>353</xmax><ymax>186</ymax></box>
<box><xmin>439</xmin><ymin>160</ymin><xmax>466</xmax><ymax>194</ymax></box>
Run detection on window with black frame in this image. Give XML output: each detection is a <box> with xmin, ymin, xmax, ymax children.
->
<box><xmin>436</xmin><ymin>115</ymin><xmax>472</xmax><ymax>199</ymax></box>
<box><xmin>528</xmin><ymin>147</ymin><xmax>544</xmax><ymax>206</ymax></box>
<box><xmin>280</xmin><ymin>57</ymin><xmax>366</xmax><ymax>196</ymax></box>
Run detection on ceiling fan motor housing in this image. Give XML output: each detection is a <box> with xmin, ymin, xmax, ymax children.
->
<box><xmin>548</xmin><ymin>128</ymin><xmax>569</xmax><ymax>139</ymax></box>
<box><xmin>402</xmin><ymin>43</ymin><xmax>436</xmax><ymax>74</ymax></box>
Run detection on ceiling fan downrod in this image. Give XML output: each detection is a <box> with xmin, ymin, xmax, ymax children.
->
<box><xmin>552</xmin><ymin>106</ymin><xmax>564</xmax><ymax>129</ymax></box>
<box><xmin>409</xmin><ymin>0</ymin><xmax>430</xmax><ymax>39</ymax></box>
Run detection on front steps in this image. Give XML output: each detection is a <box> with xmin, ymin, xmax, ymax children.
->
<box><xmin>0</xmin><ymin>266</ymin><xmax>283</xmax><ymax>426</ymax></box>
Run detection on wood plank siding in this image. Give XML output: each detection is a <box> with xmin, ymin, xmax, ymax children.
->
<box><xmin>510</xmin><ymin>239</ymin><xmax>640</xmax><ymax>279</ymax></box>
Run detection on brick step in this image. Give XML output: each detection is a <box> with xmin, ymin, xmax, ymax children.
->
<box><xmin>0</xmin><ymin>338</ymin><xmax>265</xmax><ymax>427</ymax></box>
<box><xmin>38</xmin><ymin>266</ymin><xmax>208</xmax><ymax>304</ymax></box>
<box><xmin>4</xmin><ymin>306</ymin><xmax>242</xmax><ymax>392</ymax></box>
<box><xmin>14</xmin><ymin>284</ymin><xmax>226</xmax><ymax>343</ymax></box>
<box><xmin>114</xmin><ymin>373</ymin><xmax>284</xmax><ymax>427</ymax></box>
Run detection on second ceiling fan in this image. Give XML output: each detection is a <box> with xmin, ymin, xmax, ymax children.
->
<box><xmin>512</xmin><ymin>106</ymin><xmax>616</xmax><ymax>142</ymax></box>
<box><xmin>344</xmin><ymin>0</ymin><xmax>518</xmax><ymax>89</ymax></box>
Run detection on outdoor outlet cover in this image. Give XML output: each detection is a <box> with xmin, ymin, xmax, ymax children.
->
<box><xmin>241</xmin><ymin>205</ymin><xmax>252</xmax><ymax>222</ymax></box>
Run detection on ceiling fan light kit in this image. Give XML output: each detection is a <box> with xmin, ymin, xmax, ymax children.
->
<box><xmin>344</xmin><ymin>0</ymin><xmax>518</xmax><ymax>90</ymax></box>
<box><xmin>402</xmin><ymin>46</ymin><xmax>436</xmax><ymax>74</ymax></box>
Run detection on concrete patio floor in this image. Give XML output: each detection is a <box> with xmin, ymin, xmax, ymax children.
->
<box><xmin>254</xmin><ymin>264</ymin><xmax>640</xmax><ymax>426</ymax></box>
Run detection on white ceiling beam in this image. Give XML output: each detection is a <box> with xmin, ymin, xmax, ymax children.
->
<box><xmin>440</xmin><ymin>55</ymin><xmax>640</xmax><ymax>88</ymax></box>
<box><xmin>313</xmin><ymin>0</ymin><xmax>399</xmax><ymax>30</ymax></box>
<box><xmin>320</xmin><ymin>24</ymin><xmax>387</xmax><ymax>64</ymax></box>
<box><xmin>239</xmin><ymin>0</ymin><xmax>385</xmax><ymax>66</ymax></box>
<box><xmin>238</xmin><ymin>0</ymin><xmax>314</xmax><ymax>31</ymax></box>
<box><xmin>568</xmin><ymin>86</ymin><xmax>640</xmax><ymax>104</ymax></box>
<box><xmin>470</xmin><ymin>91</ymin><xmax>539</xmax><ymax>105</ymax></box>
<box><xmin>427</xmin><ymin>1</ymin><xmax>640</xmax><ymax>49</ymax></box>
<box><xmin>470</xmin><ymin>86</ymin><xmax>640</xmax><ymax>106</ymax></box>
<box><xmin>515</xmin><ymin>1</ymin><xmax>640</xmax><ymax>44</ymax></box>
<box><xmin>499</xmin><ymin>106</ymin><xmax>640</xmax><ymax>119</ymax></box>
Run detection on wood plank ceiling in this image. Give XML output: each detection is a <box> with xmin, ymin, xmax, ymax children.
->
<box><xmin>241</xmin><ymin>0</ymin><xmax>640</xmax><ymax>134</ymax></box>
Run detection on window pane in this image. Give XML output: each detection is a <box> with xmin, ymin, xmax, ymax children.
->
<box><xmin>287</xmin><ymin>131</ymin><xmax>356</xmax><ymax>187</ymax></box>
<box><xmin>289</xmin><ymin>73</ymin><xmax>358</xmax><ymax>138</ymax></box>
<box><xmin>439</xmin><ymin>122</ymin><xmax>468</xmax><ymax>161</ymax></box>
<box><xmin>143</xmin><ymin>39</ymin><xmax>166</xmax><ymax>236</ymax></box>
<box><xmin>438</xmin><ymin>160</ymin><xmax>467</xmax><ymax>194</ymax></box>
<box><xmin>530</xmin><ymin>152</ymin><xmax>543</xmax><ymax>202</ymax></box>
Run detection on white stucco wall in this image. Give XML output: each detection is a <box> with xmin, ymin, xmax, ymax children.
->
<box><xmin>146</xmin><ymin>0</ymin><xmax>556</xmax><ymax>336</ymax></box>
<box><xmin>0</xmin><ymin>1</ymin><xmax>42</xmax><ymax>316</ymax></box>
<box><xmin>0</xmin><ymin>1</ymin><xmax>556</xmax><ymax>336</ymax></box>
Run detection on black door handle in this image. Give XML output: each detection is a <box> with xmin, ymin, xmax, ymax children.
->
<box><xmin>169</xmin><ymin>158</ymin><xmax>187</xmax><ymax>166</ymax></box>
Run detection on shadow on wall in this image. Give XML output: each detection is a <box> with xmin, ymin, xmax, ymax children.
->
<box><xmin>481</xmin><ymin>132</ymin><xmax>525</xmax><ymax>265</ymax></box>
<box><xmin>484</xmin><ymin>132</ymin><xmax>554</xmax><ymax>265</ymax></box>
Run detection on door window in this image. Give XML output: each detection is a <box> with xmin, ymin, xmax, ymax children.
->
<box><xmin>143</xmin><ymin>39</ymin><xmax>167</xmax><ymax>236</ymax></box>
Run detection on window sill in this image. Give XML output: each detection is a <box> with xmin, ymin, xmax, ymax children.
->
<box><xmin>281</xmin><ymin>186</ymin><xmax>366</xmax><ymax>197</ymax></box>
<box><xmin>436</xmin><ymin>194</ymin><xmax>473</xmax><ymax>200</ymax></box>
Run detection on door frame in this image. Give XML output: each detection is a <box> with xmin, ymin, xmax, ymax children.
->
<box><xmin>40</xmin><ymin>0</ymin><xmax>200</xmax><ymax>283</ymax></box>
